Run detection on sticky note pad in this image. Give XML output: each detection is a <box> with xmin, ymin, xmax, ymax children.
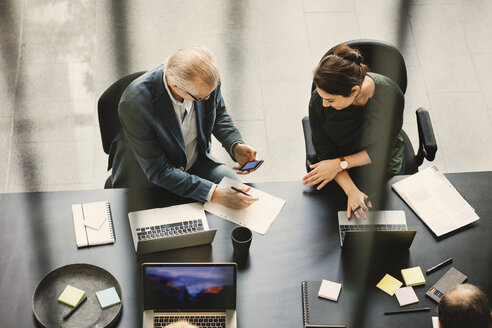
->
<box><xmin>58</xmin><ymin>285</ymin><xmax>86</xmax><ymax>307</ymax></box>
<box><xmin>401</xmin><ymin>266</ymin><xmax>426</xmax><ymax>286</ymax></box>
<box><xmin>96</xmin><ymin>287</ymin><xmax>121</xmax><ymax>309</ymax></box>
<box><xmin>318</xmin><ymin>279</ymin><xmax>342</xmax><ymax>302</ymax></box>
<box><xmin>376</xmin><ymin>274</ymin><xmax>403</xmax><ymax>296</ymax></box>
<box><xmin>394</xmin><ymin>286</ymin><xmax>419</xmax><ymax>306</ymax></box>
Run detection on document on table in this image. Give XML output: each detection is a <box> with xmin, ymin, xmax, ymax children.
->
<box><xmin>392</xmin><ymin>166</ymin><xmax>479</xmax><ymax>237</ymax></box>
<box><xmin>203</xmin><ymin>177</ymin><xmax>286</xmax><ymax>234</ymax></box>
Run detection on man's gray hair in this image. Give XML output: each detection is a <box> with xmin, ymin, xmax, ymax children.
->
<box><xmin>438</xmin><ymin>283</ymin><xmax>491</xmax><ymax>328</ymax></box>
<box><xmin>165</xmin><ymin>45</ymin><xmax>220</xmax><ymax>93</ymax></box>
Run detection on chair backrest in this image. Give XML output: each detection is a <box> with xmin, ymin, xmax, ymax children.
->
<box><xmin>97</xmin><ymin>71</ymin><xmax>146</xmax><ymax>154</ymax></box>
<box><xmin>311</xmin><ymin>39</ymin><xmax>407</xmax><ymax>94</ymax></box>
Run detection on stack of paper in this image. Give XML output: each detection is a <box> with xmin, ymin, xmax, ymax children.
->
<box><xmin>58</xmin><ymin>285</ymin><xmax>86</xmax><ymax>307</ymax></box>
<box><xmin>318</xmin><ymin>279</ymin><xmax>342</xmax><ymax>302</ymax></box>
<box><xmin>96</xmin><ymin>287</ymin><xmax>121</xmax><ymax>309</ymax></box>
<box><xmin>376</xmin><ymin>274</ymin><xmax>403</xmax><ymax>296</ymax></box>
<box><xmin>401</xmin><ymin>266</ymin><xmax>426</xmax><ymax>286</ymax></box>
<box><xmin>394</xmin><ymin>286</ymin><xmax>419</xmax><ymax>306</ymax></box>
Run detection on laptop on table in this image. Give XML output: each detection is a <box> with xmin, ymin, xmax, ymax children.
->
<box><xmin>337</xmin><ymin>210</ymin><xmax>416</xmax><ymax>250</ymax></box>
<box><xmin>142</xmin><ymin>263</ymin><xmax>237</xmax><ymax>328</ymax></box>
<box><xmin>128</xmin><ymin>202</ymin><xmax>217</xmax><ymax>254</ymax></box>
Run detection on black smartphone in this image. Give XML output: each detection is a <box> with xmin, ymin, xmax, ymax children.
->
<box><xmin>238</xmin><ymin>160</ymin><xmax>264</xmax><ymax>171</ymax></box>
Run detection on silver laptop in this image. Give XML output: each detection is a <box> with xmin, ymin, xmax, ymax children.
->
<box><xmin>142</xmin><ymin>263</ymin><xmax>237</xmax><ymax>328</ymax></box>
<box><xmin>337</xmin><ymin>210</ymin><xmax>415</xmax><ymax>249</ymax></box>
<box><xmin>128</xmin><ymin>202</ymin><xmax>217</xmax><ymax>254</ymax></box>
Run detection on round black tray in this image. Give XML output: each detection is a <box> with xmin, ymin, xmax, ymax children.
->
<box><xmin>33</xmin><ymin>263</ymin><xmax>122</xmax><ymax>328</ymax></box>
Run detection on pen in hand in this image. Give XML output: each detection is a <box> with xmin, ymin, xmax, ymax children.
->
<box><xmin>63</xmin><ymin>295</ymin><xmax>87</xmax><ymax>320</ymax></box>
<box><xmin>350</xmin><ymin>193</ymin><xmax>375</xmax><ymax>219</ymax></box>
<box><xmin>231</xmin><ymin>186</ymin><xmax>252</xmax><ymax>197</ymax></box>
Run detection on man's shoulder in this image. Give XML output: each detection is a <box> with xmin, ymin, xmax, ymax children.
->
<box><xmin>121</xmin><ymin>65</ymin><xmax>165</xmax><ymax>106</ymax></box>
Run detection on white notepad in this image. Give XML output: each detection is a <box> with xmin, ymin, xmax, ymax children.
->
<box><xmin>394</xmin><ymin>286</ymin><xmax>419</xmax><ymax>306</ymax></box>
<box><xmin>203</xmin><ymin>177</ymin><xmax>286</xmax><ymax>234</ymax></box>
<box><xmin>72</xmin><ymin>201</ymin><xmax>115</xmax><ymax>247</ymax></box>
<box><xmin>318</xmin><ymin>279</ymin><xmax>342</xmax><ymax>302</ymax></box>
<box><xmin>392</xmin><ymin>166</ymin><xmax>479</xmax><ymax>236</ymax></box>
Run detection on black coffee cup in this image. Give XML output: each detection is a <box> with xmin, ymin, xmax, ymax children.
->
<box><xmin>231</xmin><ymin>226</ymin><xmax>252</xmax><ymax>255</ymax></box>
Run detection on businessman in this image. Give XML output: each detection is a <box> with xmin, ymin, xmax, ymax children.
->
<box><xmin>110</xmin><ymin>46</ymin><xmax>258</xmax><ymax>208</ymax></box>
<box><xmin>438</xmin><ymin>283</ymin><xmax>491</xmax><ymax>328</ymax></box>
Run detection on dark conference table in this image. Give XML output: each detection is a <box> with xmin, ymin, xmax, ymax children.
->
<box><xmin>1</xmin><ymin>172</ymin><xmax>491</xmax><ymax>328</ymax></box>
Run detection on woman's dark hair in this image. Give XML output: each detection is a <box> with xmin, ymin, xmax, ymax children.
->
<box><xmin>313</xmin><ymin>43</ymin><xmax>369</xmax><ymax>97</ymax></box>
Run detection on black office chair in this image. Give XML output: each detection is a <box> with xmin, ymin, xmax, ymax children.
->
<box><xmin>302</xmin><ymin>39</ymin><xmax>437</xmax><ymax>175</ymax></box>
<box><xmin>98</xmin><ymin>71</ymin><xmax>146</xmax><ymax>188</ymax></box>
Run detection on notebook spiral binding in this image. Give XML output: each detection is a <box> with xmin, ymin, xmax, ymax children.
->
<box><xmin>431</xmin><ymin>166</ymin><xmax>475</xmax><ymax>210</ymax></box>
<box><xmin>106</xmin><ymin>202</ymin><xmax>116</xmax><ymax>241</ymax></box>
<box><xmin>301</xmin><ymin>281</ymin><xmax>309</xmax><ymax>327</ymax></box>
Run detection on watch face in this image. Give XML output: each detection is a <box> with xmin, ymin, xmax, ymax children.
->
<box><xmin>340</xmin><ymin>160</ymin><xmax>348</xmax><ymax>169</ymax></box>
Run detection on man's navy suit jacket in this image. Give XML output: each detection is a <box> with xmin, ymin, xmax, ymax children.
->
<box><xmin>109</xmin><ymin>65</ymin><xmax>243</xmax><ymax>202</ymax></box>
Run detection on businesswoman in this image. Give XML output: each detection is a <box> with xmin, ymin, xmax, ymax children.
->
<box><xmin>302</xmin><ymin>43</ymin><xmax>405</xmax><ymax>219</ymax></box>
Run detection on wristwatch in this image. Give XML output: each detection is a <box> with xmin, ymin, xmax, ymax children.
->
<box><xmin>339</xmin><ymin>157</ymin><xmax>349</xmax><ymax>170</ymax></box>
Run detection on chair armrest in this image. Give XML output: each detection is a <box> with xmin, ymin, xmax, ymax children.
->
<box><xmin>415</xmin><ymin>108</ymin><xmax>437</xmax><ymax>165</ymax></box>
<box><xmin>302</xmin><ymin>116</ymin><xmax>318</xmax><ymax>172</ymax></box>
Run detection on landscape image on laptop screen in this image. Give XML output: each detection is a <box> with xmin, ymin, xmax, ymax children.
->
<box><xmin>144</xmin><ymin>265</ymin><xmax>235</xmax><ymax>310</ymax></box>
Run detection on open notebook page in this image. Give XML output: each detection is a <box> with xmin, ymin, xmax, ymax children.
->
<box><xmin>392</xmin><ymin>166</ymin><xmax>478</xmax><ymax>236</ymax></box>
<box><xmin>203</xmin><ymin>177</ymin><xmax>286</xmax><ymax>234</ymax></box>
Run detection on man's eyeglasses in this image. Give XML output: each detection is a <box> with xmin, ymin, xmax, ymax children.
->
<box><xmin>173</xmin><ymin>81</ymin><xmax>217</xmax><ymax>102</ymax></box>
<box><xmin>185</xmin><ymin>90</ymin><xmax>213</xmax><ymax>102</ymax></box>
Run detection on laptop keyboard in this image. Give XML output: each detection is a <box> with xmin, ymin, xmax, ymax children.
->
<box><xmin>137</xmin><ymin>219</ymin><xmax>204</xmax><ymax>241</ymax></box>
<box><xmin>153</xmin><ymin>315</ymin><xmax>226</xmax><ymax>328</ymax></box>
<box><xmin>340</xmin><ymin>224</ymin><xmax>407</xmax><ymax>242</ymax></box>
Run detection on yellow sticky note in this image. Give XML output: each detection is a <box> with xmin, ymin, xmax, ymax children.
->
<box><xmin>376</xmin><ymin>274</ymin><xmax>403</xmax><ymax>296</ymax></box>
<box><xmin>58</xmin><ymin>285</ymin><xmax>86</xmax><ymax>307</ymax></box>
<box><xmin>401</xmin><ymin>266</ymin><xmax>426</xmax><ymax>286</ymax></box>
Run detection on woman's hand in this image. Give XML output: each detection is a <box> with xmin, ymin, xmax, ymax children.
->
<box><xmin>346</xmin><ymin>189</ymin><xmax>372</xmax><ymax>219</ymax></box>
<box><xmin>302</xmin><ymin>159</ymin><xmax>341</xmax><ymax>190</ymax></box>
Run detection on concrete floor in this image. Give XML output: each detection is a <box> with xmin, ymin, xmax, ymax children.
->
<box><xmin>1</xmin><ymin>0</ymin><xmax>492</xmax><ymax>193</ymax></box>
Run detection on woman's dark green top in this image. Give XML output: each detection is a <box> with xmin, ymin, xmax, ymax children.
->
<box><xmin>309</xmin><ymin>72</ymin><xmax>405</xmax><ymax>177</ymax></box>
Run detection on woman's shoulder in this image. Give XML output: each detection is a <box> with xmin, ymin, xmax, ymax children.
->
<box><xmin>368</xmin><ymin>72</ymin><xmax>404</xmax><ymax>95</ymax></box>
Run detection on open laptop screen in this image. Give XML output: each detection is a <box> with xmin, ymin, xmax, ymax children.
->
<box><xmin>143</xmin><ymin>263</ymin><xmax>236</xmax><ymax>311</ymax></box>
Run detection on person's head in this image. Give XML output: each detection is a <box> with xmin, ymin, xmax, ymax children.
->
<box><xmin>165</xmin><ymin>45</ymin><xmax>220</xmax><ymax>102</ymax></box>
<box><xmin>164</xmin><ymin>320</ymin><xmax>198</xmax><ymax>328</ymax></box>
<box><xmin>313</xmin><ymin>43</ymin><xmax>369</xmax><ymax>110</ymax></box>
<box><xmin>438</xmin><ymin>283</ymin><xmax>492</xmax><ymax>328</ymax></box>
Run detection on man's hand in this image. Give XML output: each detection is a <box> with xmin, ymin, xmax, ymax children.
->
<box><xmin>211</xmin><ymin>186</ymin><xmax>259</xmax><ymax>209</ymax></box>
<box><xmin>302</xmin><ymin>159</ymin><xmax>341</xmax><ymax>190</ymax></box>
<box><xmin>232</xmin><ymin>143</ymin><xmax>258</xmax><ymax>175</ymax></box>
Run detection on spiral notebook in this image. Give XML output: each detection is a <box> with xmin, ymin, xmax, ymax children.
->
<box><xmin>301</xmin><ymin>281</ymin><xmax>346</xmax><ymax>327</ymax></box>
<box><xmin>392</xmin><ymin>166</ymin><xmax>479</xmax><ymax>237</ymax></box>
<box><xmin>72</xmin><ymin>201</ymin><xmax>115</xmax><ymax>247</ymax></box>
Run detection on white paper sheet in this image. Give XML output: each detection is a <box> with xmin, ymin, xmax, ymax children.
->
<box><xmin>203</xmin><ymin>177</ymin><xmax>286</xmax><ymax>234</ymax></box>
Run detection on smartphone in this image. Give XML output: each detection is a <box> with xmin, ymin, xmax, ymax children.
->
<box><xmin>238</xmin><ymin>160</ymin><xmax>264</xmax><ymax>171</ymax></box>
